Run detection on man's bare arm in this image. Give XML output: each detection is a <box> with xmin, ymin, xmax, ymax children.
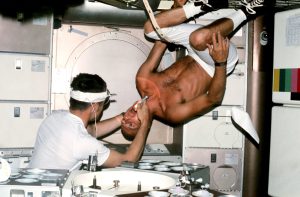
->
<box><xmin>136</xmin><ymin>40</ymin><xmax>167</xmax><ymax>76</ymax></box>
<box><xmin>87</xmin><ymin>113</ymin><xmax>123</xmax><ymax>138</ymax></box>
<box><xmin>205</xmin><ymin>31</ymin><xmax>229</xmax><ymax>104</ymax></box>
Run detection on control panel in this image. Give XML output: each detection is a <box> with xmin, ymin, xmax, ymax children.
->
<box><xmin>143</xmin><ymin>144</ymin><xmax>170</xmax><ymax>155</ymax></box>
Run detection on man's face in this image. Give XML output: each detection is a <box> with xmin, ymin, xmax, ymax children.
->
<box><xmin>121</xmin><ymin>103</ymin><xmax>141</xmax><ymax>140</ymax></box>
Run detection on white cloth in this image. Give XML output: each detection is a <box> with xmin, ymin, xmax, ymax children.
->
<box><xmin>29</xmin><ymin>110</ymin><xmax>110</xmax><ymax>170</ymax></box>
<box><xmin>146</xmin><ymin>23</ymin><xmax>238</xmax><ymax>77</ymax></box>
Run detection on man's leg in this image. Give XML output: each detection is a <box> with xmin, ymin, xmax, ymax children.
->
<box><xmin>185</xmin><ymin>0</ymin><xmax>265</xmax><ymax>77</ymax></box>
<box><xmin>189</xmin><ymin>0</ymin><xmax>265</xmax><ymax>51</ymax></box>
<box><xmin>144</xmin><ymin>0</ymin><xmax>213</xmax><ymax>34</ymax></box>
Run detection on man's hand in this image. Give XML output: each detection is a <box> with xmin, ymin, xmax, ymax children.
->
<box><xmin>136</xmin><ymin>102</ymin><xmax>151</xmax><ymax>128</ymax></box>
<box><xmin>206</xmin><ymin>31</ymin><xmax>229</xmax><ymax>64</ymax></box>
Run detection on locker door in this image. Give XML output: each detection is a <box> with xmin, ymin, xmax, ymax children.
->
<box><xmin>268</xmin><ymin>106</ymin><xmax>300</xmax><ymax>197</ymax></box>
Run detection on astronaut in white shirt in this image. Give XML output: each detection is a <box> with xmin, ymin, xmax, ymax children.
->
<box><xmin>29</xmin><ymin>73</ymin><xmax>151</xmax><ymax>170</ymax></box>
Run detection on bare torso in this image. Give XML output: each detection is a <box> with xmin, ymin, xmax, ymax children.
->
<box><xmin>137</xmin><ymin>56</ymin><xmax>212</xmax><ymax>123</ymax></box>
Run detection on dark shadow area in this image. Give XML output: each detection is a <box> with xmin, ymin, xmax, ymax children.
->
<box><xmin>0</xmin><ymin>0</ymin><xmax>84</xmax><ymax>21</ymax></box>
<box><xmin>95</xmin><ymin>0</ymin><xmax>161</xmax><ymax>10</ymax></box>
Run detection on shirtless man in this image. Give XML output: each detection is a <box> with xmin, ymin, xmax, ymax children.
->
<box><xmin>121</xmin><ymin>0</ymin><xmax>264</xmax><ymax>139</ymax></box>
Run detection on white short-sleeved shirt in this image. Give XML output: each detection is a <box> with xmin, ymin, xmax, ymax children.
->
<box><xmin>29</xmin><ymin>110</ymin><xmax>110</xmax><ymax>170</ymax></box>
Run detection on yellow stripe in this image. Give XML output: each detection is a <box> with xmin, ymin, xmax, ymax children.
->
<box><xmin>273</xmin><ymin>69</ymin><xmax>280</xmax><ymax>91</ymax></box>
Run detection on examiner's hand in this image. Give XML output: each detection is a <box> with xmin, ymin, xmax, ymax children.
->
<box><xmin>207</xmin><ymin>31</ymin><xmax>229</xmax><ymax>63</ymax></box>
<box><xmin>136</xmin><ymin>102</ymin><xmax>151</xmax><ymax>129</ymax></box>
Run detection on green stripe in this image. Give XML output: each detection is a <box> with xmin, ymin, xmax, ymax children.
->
<box><xmin>285</xmin><ymin>69</ymin><xmax>291</xmax><ymax>91</ymax></box>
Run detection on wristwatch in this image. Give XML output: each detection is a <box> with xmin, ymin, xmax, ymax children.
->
<box><xmin>215</xmin><ymin>61</ymin><xmax>227</xmax><ymax>67</ymax></box>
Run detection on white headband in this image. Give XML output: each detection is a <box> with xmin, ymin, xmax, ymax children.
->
<box><xmin>70</xmin><ymin>90</ymin><xmax>109</xmax><ymax>103</ymax></box>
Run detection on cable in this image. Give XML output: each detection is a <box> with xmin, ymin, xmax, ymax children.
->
<box><xmin>90</xmin><ymin>103</ymin><xmax>98</xmax><ymax>138</ymax></box>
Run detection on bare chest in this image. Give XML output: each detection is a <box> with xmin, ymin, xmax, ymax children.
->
<box><xmin>160</xmin><ymin>58</ymin><xmax>211</xmax><ymax>102</ymax></box>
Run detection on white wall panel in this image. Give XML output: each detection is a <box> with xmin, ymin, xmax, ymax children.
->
<box><xmin>0</xmin><ymin>102</ymin><xmax>48</xmax><ymax>148</ymax></box>
<box><xmin>0</xmin><ymin>53</ymin><xmax>50</xmax><ymax>101</ymax></box>
<box><xmin>269</xmin><ymin>106</ymin><xmax>300</xmax><ymax>197</ymax></box>
<box><xmin>222</xmin><ymin>64</ymin><xmax>246</xmax><ymax>106</ymax></box>
<box><xmin>183</xmin><ymin>106</ymin><xmax>243</xmax><ymax>149</ymax></box>
<box><xmin>0</xmin><ymin>15</ymin><xmax>52</xmax><ymax>54</ymax></box>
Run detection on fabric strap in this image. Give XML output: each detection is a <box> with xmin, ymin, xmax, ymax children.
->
<box><xmin>143</xmin><ymin>0</ymin><xmax>170</xmax><ymax>42</ymax></box>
